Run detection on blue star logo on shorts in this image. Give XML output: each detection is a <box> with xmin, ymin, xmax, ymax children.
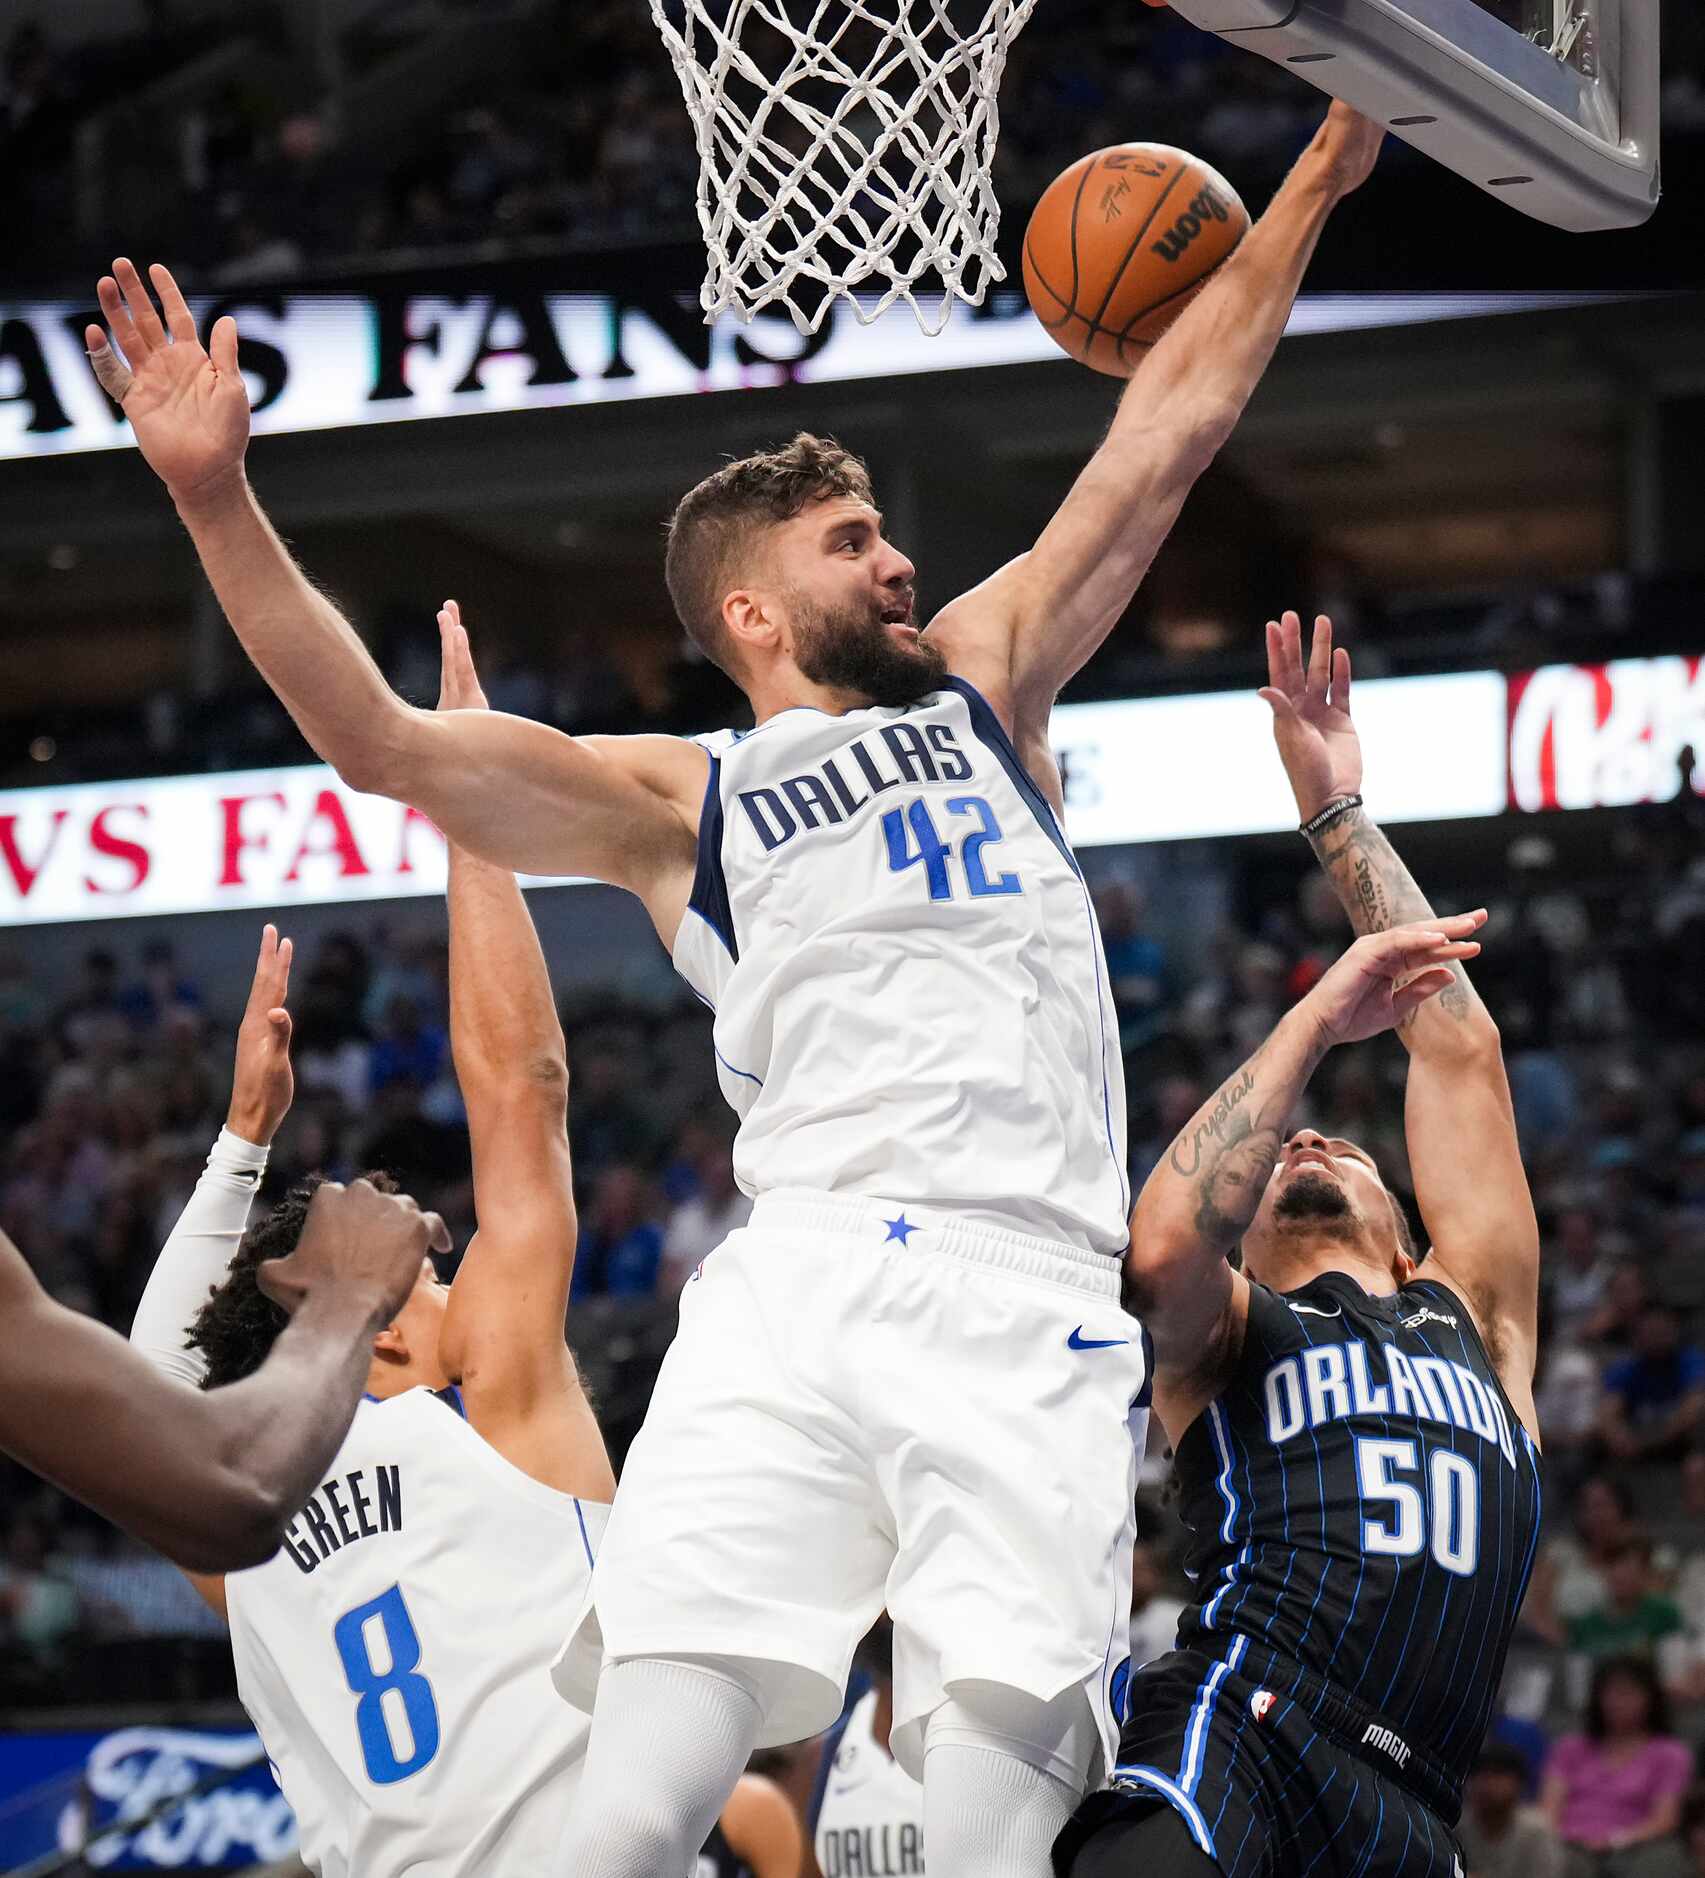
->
<box><xmin>882</xmin><ymin>1213</ymin><xmax>919</xmax><ymax>1245</ymax></box>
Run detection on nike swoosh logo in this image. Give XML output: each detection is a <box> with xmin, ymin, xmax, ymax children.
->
<box><xmin>1288</xmin><ymin>1302</ymin><xmax>1342</xmax><ymax>1319</ymax></box>
<box><xmin>1068</xmin><ymin>1326</ymin><xmax>1129</xmax><ymax>1350</ymax></box>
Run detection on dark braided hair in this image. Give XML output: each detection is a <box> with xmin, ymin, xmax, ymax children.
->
<box><xmin>188</xmin><ymin>1171</ymin><xmax>397</xmax><ymax>1389</ymax></box>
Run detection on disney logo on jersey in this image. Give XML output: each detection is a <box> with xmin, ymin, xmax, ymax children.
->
<box><xmin>1401</xmin><ymin>1306</ymin><xmax>1458</xmax><ymax>1332</ymax></box>
<box><xmin>736</xmin><ymin>718</ymin><xmax>972</xmax><ymax>853</ymax></box>
<box><xmin>55</xmin><ymin>1728</ymin><xmax>296</xmax><ymax>1869</ymax></box>
<box><xmin>1263</xmin><ymin>1339</ymin><xmax>1519</xmax><ymax>1469</ymax></box>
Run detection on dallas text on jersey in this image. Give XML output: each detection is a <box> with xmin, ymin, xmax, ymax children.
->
<box><xmin>736</xmin><ymin>720</ymin><xmax>973</xmax><ymax>852</ymax></box>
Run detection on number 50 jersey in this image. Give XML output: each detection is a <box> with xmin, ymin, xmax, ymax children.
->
<box><xmin>224</xmin><ymin>1386</ymin><xmax>608</xmax><ymax>1877</ymax></box>
<box><xmin>1172</xmin><ymin>1271</ymin><xmax>1543</xmax><ymax>1815</ymax></box>
<box><xmin>674</xmin><ymin>679</ymin><xmax>1130</xmax><ymax>1257</ymax></box>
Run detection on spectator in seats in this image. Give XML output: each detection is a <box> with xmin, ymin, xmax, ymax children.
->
<box><xmin>1460</xmin><ymin>1741</ymin><xmax>1565</xmax><ymax>1878</ymax></box>
<box><xmin>1526</xmin><ymin>1475</ymin><xmax>1639</xmax><ymax>1647</ymax></box>
<box><xmin>0</xmin><ymin>1510</ymin><xmax>86</xmax><ymax>1664</ymax></box>
<box><xmin>574</xmin><ymin>1163</ymin><xmax>664</xmax><ymax>1299</ymax></box>
<box><xmin>658</xmin><ymin>1125</ymin><xmax>751</xmax><ymax>1298</ymax></box>
<box><xmin>1094</xmin><ymin>877</ymin><xmax>1169</xmax><ymax>1048</ymax></box>
<box><xmin>1599</xmin><ymin>1300</ymin><xmax>1705</xmax><ymax>1464</ymax></box>
<box><xmin>1566</xmin><ymin>1537</ymin><xmax>1688</xmax><ymax>1679</ymax></box>
<box><xmin>118</xmin><ymin>936</ymin><xmax>203</xmax><ymax>1033</ymax></box>
<box><xmin>1535</xmin><ymin>1340</ymin><xmax>1606</xmax><ymax>1489</ymax></box>
<box><xmin>1669</xmin><ymin>1452</ymin><xmax>1705</xmax><ymax>1706</ymax></box>
<box><xmin>53</xmin><ymin>948</ymin><xmax>122</xmax><ymax>1054</ymax></box>
<box><xmin>1126</xmin><ymin>1530</ymin><xmax>1184</xmax><ymax>1673</ymax></box>
<box><xmin>1128</xmin><ymin>1072</ymin><xmax>1205</xmax><ymax>1185</ymax></box>
<box><xmin>1550</xmin><ymin>1202</ymin><xmax>1615</xmax><ymax>1344</ymax></box>
<box><xmin>368</xmin><ymin>991</ymin><xmax>448</xmax><ymax>1098</ymax></box>
<box><xmin>1588</xmin><ymin>1262</ymin><xmax>1654</xmax><ymax>1359</ymax></box>
<box><xmin>1543</xmin><ymin>1657</ymin><xmax>1692</xmax><ymax>1876</ymax></box>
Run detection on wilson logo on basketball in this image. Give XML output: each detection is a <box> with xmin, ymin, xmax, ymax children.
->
<box><xmin>1150</xmin><ymin>184</ymin><xmax>1234</xmax><ymax>264</ymax></box>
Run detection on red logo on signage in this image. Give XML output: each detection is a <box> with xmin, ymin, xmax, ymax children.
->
<box><xmin>1507</xmin><ymin>656</ymin><xmax>1705</xmax><ymax>813</ymax></box>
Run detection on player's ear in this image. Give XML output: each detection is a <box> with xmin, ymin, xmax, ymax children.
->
<box><xmin>372</xmin><ymin>1322</ymin><xmax>409</xmax><ymax>1364</ymax></box>
<box><xmin>722</xmin><ymin>587</ymin><xmax>775</xmax><ymax>656</ymax></box>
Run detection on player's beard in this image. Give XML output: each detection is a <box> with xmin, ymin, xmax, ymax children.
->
<box><xmin>1272</xmin><ymin>1170</ymin><xmax>1363</xmax><ymax>1245</ymax></box>
<box><xmin>789</xmin><ymin>589</ymin><xmax>946</xmax><ymax>708</ymax></box>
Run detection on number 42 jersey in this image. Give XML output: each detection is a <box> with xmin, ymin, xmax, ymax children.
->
<box><xmin>224</xmin><ymin>1386</ymin><xmax>608</xmax><ymax>1878</ymax></box>
<box><xmin>673</xmin><ymin>679</ymin><xmax>1130</xmax><ymax>1257</ymax></box>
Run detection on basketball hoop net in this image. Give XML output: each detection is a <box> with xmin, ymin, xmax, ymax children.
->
<box><xmin>649</xmin><ymin>0</ymin><xmax>1039</xmax><ymax>336</ymax></box>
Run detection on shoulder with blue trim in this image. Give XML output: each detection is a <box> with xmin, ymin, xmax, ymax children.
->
<box><xmin>941</xmin><ymin>675</ymin><xmax>1077</xmax><ymax>875</ymax></box>
<box><xmin>686</xmin><ymin>748</ymin><xmax>738</xmax><ymax>962</ymax></box>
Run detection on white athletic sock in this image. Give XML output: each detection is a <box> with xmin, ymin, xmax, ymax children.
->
<box><xmin>924</xmin><ymin>1743</ymin><xmax>1081</xmax><ymax>1878</ymax></box>
<box><xmin>922</xmin><ymin>1684</ymin><xmax>1098</xmax><ymax>1878</ymax></box>
<box><xmin>557</xmin><ymin>1656</ymin><xmax>764</xmax><ymax>1877</ymax></box>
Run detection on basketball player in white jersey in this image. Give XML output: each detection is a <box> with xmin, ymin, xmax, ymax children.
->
<box><xmin>124</xmin><ymin>615</ymin><xmax>625</xmax><ymax>1874</ymax></box>
<box><xmin>93</xmin><ymin>100</ymin><xmax>1384</xmax><ymax>1877</ymax></box>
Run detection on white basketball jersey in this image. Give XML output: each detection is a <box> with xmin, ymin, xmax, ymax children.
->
<box><xmin>224</xmin><ymin>1387</ymin><xmax>608</xmax><ymax>1877</ymax></box>
<box><xmin>813</xmin><ymin>1689</ymin><xmax>925</xmax><ymax>1876</ymax></box>
<box><xmin>672</xmin><ymin>679</ymin><xmax>1129</xmax><ymax>1256</ymax></box>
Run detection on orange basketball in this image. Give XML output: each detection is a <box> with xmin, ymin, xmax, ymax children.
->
<box><xmin>1022</xmin><ymin>144</ymin><xmax>1250</xmax><ymax>377</ymax></box>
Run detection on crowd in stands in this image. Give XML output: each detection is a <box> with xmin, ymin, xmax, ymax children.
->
<box><xmin>3</xmin><ymin>788</ymin><xmax>1705</xmax><ymax>1868</ymax></box>
<box><xmin>10</xmin><ymin>0</ymin><xmax>1704</xmax><ymax>291</ymax></box>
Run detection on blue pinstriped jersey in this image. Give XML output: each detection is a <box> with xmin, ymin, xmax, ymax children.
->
<box><xmin>1173</xmin><ymin>1271</ymin><xmax>1543</xmax><ymax>1803</ymax></box>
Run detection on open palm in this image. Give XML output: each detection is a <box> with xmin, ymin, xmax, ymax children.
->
<box><xmin>1259</xmin><ymin>610</ymin><xmax>1363</xmax><ymax>823</ymax></box>
<box><xmin>1310</xmin><ymin>917</ymin><xmax>1485</xmax><ymax>1046</ymax></box>
<box><xmin>85</xmin><ymin>259</ymin><xmax>250</xmax><ymax>498</ymax></box>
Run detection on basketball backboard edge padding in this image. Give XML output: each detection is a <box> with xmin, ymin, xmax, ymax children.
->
<box><xmin>1160</xmin><ymin>0</ymin><xmax>1659</xmax><ymax>231</ymax></box>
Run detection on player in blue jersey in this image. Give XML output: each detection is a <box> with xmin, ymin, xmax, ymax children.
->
<box><xmin>1056</xmin><ymin>613</ymin><xmax>1544</xmax><ymax>1878</ymax></box>
<box><xmin>91</xmin><ymin>108</ymin><xmax>1386</xmax><ymax>1877</ymax></box>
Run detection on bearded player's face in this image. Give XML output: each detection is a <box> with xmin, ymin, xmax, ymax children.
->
<box><xmin>1240</xmin><ymin>1132</ymin><xmax>1394</xmax><ymax>1281</ymax></box>
<box><xmin>767</xmin><ymin>498</ymin><xmax>943</xmax><ymax>708</ymax></box>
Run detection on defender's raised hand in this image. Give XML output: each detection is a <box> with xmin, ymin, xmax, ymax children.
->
<box><xmin>1260</xmin><ymin>610</ymin><xmax>1362</xmax><ymax>823</ymax></box>
<box><xmin>1304</xmin><ymin>914</ymin><xmax>1487</xmax><ymax>1048</ymax></box>
<box><xmin>226</xmin><ymin>923</ymin><xmax>295</xmax><ymax>1148</ymax></box>
<box><xmin>86</xmin><ymin>260</ymin><xmax>249</xmax><ymax>502</ymax></box>
<box><xmin>436</xmin><ymin>600</ymin><xmax>490</xmax><ymax>713</ymax></box>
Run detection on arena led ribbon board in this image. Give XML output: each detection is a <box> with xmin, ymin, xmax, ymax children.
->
<box><xmin>1158</xmin><ymin>0</ymin><xmax>1659</xmax><ymax>230</ymax></box>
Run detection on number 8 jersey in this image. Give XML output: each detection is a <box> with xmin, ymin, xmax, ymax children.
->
<box><xmin>673</xmin><ymin>679</ymin><xmax>1129</xmax><ymax>1257</ymax></box>
<box><xmin>224</xmin><ymin>1386</ymin><xmax>609</xmax><ymax>1877</ymax></box>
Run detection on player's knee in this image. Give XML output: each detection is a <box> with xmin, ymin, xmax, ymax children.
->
<box><xmin>925</xmin><ymin>1680</ymin><xmax>1100</xmax><ymax>1792</ymax></box>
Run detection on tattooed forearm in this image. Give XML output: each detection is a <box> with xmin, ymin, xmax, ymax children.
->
<box><xmin>1312</xmin><ymin>808</ymin><xmax>1476</xmax><ymax>1024</ymax></box>
<box><xmin>1164</xmin><ymin>1038</ymin><xmax>1313</xmax><ymax>1249</ymax></box>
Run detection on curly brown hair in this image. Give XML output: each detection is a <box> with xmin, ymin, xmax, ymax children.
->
<box><xmin>188</xmin><ymin>1171</ymin><xmax>397</xmax><ymax>1390</ymax></box>
<box><xmin>663</xmin><ymin>432</ymin><xmax>874</xmax><ymax>677</ymax></box>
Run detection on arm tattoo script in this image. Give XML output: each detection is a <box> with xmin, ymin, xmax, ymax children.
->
<box><xmin>1312</xmin><ymin>809</ymin><xmax>1474</xmax><ymax>1023</ymax></box>
<box><xmin>1168</xmin><ymin>1058</ymin><xmax>1292</xmax><ymax>1248</ymax></box>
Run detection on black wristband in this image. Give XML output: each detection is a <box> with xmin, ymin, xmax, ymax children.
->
<box><xmin>1300</xmin><ymin>793</ymin><xmax>1363</xmax><ymax>840</ymax></box>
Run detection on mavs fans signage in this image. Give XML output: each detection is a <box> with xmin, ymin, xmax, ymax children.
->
<box><xmin>0</xmin><ymin>289</ymin><xmax>1639</xmax><ymax>460</ymax></box>
<box><xmin>0</xmin><ymin>1726</ymin><xmax>296</xmax><ymax>1870</ymax></box>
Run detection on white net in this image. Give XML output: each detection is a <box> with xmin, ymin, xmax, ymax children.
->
<box><xmin>649</xmin><ymin>0</ymin><xmax>1040</xmax><ymax>335</ymax></box>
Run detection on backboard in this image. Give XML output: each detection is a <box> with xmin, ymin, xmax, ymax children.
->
<box><xmin>1157</xmin><ymin>0</ymin><xmax>1659</xmax><ymax>230</ymax></box>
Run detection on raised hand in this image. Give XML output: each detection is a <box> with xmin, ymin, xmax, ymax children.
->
<box><xmin>85</xmin><ymin>260</ymin><xmax>250</xmax><ymax>501</ymax></box>
<box><xmin>1305</xmin><ymin>915</ymin><xmax>1486</xmax><ymax>1048</ymax></box>
<box><xmin>257</xmin><ymin>1179</ymin><xmax>451</xmax><ymax>1324</ymax></box>
<box><xmin>1259</xmin><ymin>610</ymin><xmax>1362</xmax><ymax>823</ymax></box>
<box><xmin>226</xmin><ymin>924</ymin><xmax>295</xmax><ymax>1147</ymax></box>
<box><xmin>436</xmin><ymin>600</ymin><xmax>490</xmax><ymax>713</ymax></box>
<box><xmin>1309</xmin><ymin>100</ymin><xmax>1386</xmax><ymax>200</ymax></box>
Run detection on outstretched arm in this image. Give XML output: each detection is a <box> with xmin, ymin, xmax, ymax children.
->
<box><xmin>433</xmin><ymin>607</ymin><xmax>616</xmax><ymax>1503</ymax></box>
<box><xmin>1</xmin><ymin>1184</ymin><xmax>445</xmax><ymax>1572</ymax></box>
<box><xmin>1263</xmin><ymin>611</ymin><xmax>1541</xmax><ymax>1421</ymax></box>
<box><xmin>931</xmin><ymin>105</ymin><xmax>1384</xmax><ymax>741</ymax></box>
<box><xmin>87</xmin><ymin>263</ymin><xmax>703</xmax><ymax>908</ymax></box>
<box><xmin>1131</xmin><ymin>921</ymin><xmax>1481</xmax><ymax>1438</ymax></box>
<box><xmin>131</xmin><ymin>924</ymin><xmax>295</xmax><ymax>1384</ymax></box>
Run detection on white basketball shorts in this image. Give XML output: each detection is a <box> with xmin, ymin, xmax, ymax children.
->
<box><xmin>554</xmin><ymin>1188</ymin><xmax>1150</xmax><ymax>1781</ymax></box>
